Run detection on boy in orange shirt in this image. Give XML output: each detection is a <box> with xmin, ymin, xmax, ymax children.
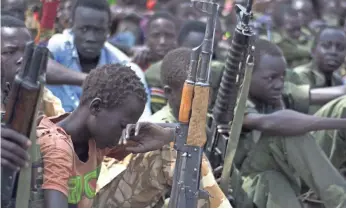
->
<box><xmin>37</xmin><ymin>64</ymin><xmax>176</xmax><ymax>207</ymax></box>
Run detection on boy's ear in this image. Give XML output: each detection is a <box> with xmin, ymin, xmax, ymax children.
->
<box><xmin>89</xmin><ymin>98</ymin><xmax>102</xmax><ymax>116</ymax></box>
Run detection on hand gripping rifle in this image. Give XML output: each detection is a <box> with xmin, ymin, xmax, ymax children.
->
<box><xmin>168</xmin><ymin>0</ymin><xmax>219</xmax><ymax>207</ymax></box>
<box><xmin>205</xmin><ymin>0</ymin><xmax>254</xmax><ymax>192</ymax></box>
<box><xmin>1</xmin><ymin>42</ymin><xmax>49</xmax><ymax>208</ymax></box>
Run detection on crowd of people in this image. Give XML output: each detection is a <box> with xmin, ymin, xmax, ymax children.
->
<box><xmin>1</xmin><ymin>0</ymin><xmax>346</xmax><ymax>207</ymax></box>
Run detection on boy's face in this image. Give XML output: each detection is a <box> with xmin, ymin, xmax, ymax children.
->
<box><xmin>87</xmin><ymin>95</ymin><xmax>145</xmax><ymax>149</ymax></box>
<box><xmin>72</xmin><ymin>7</ymin><xmax>110</xmax><ymax>59</ymax></box>
<box><xmin>292</xmin><ymin>0</ymin><xmax>314</xmax><ymax>26</ymax></box>
<box><xmin>1</xmin><ymin>27</ymin><xmax>32</xmax><ymax>93</ymax></box>
<box><xmin>57</xmin><ymin>0</ymin><xmax>73</xmax><ymax>28</ymax></box>
<box><xmin>282</xmin><ymin>14</ymin><xmax>302</xmax><ymax>40</ymax></box>
<box><xmin>250</xmin><ymin>54</ymin><xmax>286</xmax><ymax>105</ymax></box>
<box><xmin>313</xmin><ymin>29</ymin><xmax>346</xmax><ymax>74</ymax></box>
<box><xmin>147</xmin><ymin>18</ymin><xmax>177</xmax><ymax>59</ymax></box>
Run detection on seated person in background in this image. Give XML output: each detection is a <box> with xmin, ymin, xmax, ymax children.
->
<box><xmin>95</xmin><ymin>48</ymin><xmax>231</xmax><ymax>208</ymax></box>
<box><xmin>293</xmin><ymin>26</ymin><xmax>346</xmax><ymax>114</ymax></box>
<box><xmin>46</xmin><ymin>0</ymin><xmax>151</xmax><ymax>119</ymax></box>
<box><xmin>145</xmin><ymin>20</ymin><xmax>224</xmax><ymax>114</ymax></box>
<box><xmin>1</xmin><ymin>15</ymin><xmax>64</xmax><ymax>117</ymax></box>
<box><xmin>230</xmin><ymin>39</ymin><xmax>346</xmax><ymax>208</ymax></box>
<box><xmin>132</xmin><ymin>11</ymin><xmax>178</xmax><ymax>71</ymax></box>
<box><xmin>268</xmin><ymin>3</ymin><xmax>312</xmax><ymax>69</ymax></box>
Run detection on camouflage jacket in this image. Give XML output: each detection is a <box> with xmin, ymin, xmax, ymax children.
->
<box><xmin>94</xmin><ymin>105</ymin><xmax>231</xmax><ymax>208</ymax></box>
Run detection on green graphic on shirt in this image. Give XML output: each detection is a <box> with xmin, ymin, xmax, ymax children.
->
<box><xmin>68</xmin><ymin>166</ymin><xmax>101</xmax><ymax>204</ymax></box>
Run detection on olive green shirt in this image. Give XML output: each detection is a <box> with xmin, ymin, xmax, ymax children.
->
<box><xmin>312</xmin><ymin>96</ymin><xmax>346</xmax><ymax>171</ymax></box>
<box><xmin>235</xmin><ymin>99</ymin><xmax>346</xmax><ymax>208</ymax></box>
<box><xmin>293</xmin><ymin>62</ymin><xmax>344</xmax><ymax>114</ymax></box>
<box><xmin>260</xmin><ymin>28</ymin><xmax>313</xmax><ymax>69</ymax></box>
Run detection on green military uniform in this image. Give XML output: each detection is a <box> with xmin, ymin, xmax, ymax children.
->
<box><xmin>282</xmin><ymin>69</ymin><xmax>312</xmax><ymax>114</ymax></box>
<box><xmin>145</xmin><ymin>60</ymin><xmax>225</xmax><ymax>114</ymax></box>
<box><xmin>293</xmin><ymin>62</ymin><xmax>344</xmax><ymax>114</ymax></box>
<box><xmin>260</xmin><ymin>28</ymin><xmax>313</xmax><ymax>69</ymax></box>
<box><xmin>313</xmin><ymin>96</ymin><xmax>346</xmax><ymax>173</ymax></box>
<box><xmin>232</xmin><ymin>99</ymin><xmax>346</xmax><ymax>208</ymax></box>
<box><xmin>145</xmin><ymin>61</ymin><xmax>166</xmax><ymax>114</ymax></box>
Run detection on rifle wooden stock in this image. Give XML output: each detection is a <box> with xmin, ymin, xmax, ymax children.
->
<box><xmin>1</xmin><ymin>42</ymin><xmax>48</xmax><ymax>208</ymax></box>
<box><xmin>187</xmin><ymin>86</ymin><xmax>209</xmax><ymax>146</ymax></box>
<box><xmin>179</xmin><ymin>82</ymin><xmax>194</xmax><ymax>123</ymax></box>
<box><xmin>169</xmin><ymin>1</ymin><xmax>221</xmax><ymax>208</ymax></box>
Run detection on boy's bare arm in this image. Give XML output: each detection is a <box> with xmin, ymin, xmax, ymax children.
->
<box><xmin>243</xmin><ymin>109</ymin><xmax>346</xmax><ymax>136</ymax></box>
<box><xmin>46</xmin><ymin>59</ymin><xmax>87</xmax><ymax>86</ymax></box>
<box><xmin>310</xmin><ymin>85</ymin><xmax>346</xmax><ymax>105</ymax></box>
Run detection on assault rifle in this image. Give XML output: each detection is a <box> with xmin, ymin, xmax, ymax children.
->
<box><xmin>205</xmin><ymin>0</ymin><xmax>254</xmax><ymax>194</ymax></box>
<box><xmin>1</xmin><ymin>42</ymin><xmax>49</xmax><ymax>208</ymax></box>
<box><xmin>168</xmin><ymin>0</ymin><xmax>219</xmax><ymax>207</ymax></box>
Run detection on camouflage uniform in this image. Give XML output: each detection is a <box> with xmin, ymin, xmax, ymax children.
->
<box><xmin>260</xmin><ymin>28</ymin><xmax>313</xmax><ymax>69</ymax></box>
<box><xmin>94</xmin><ymin>105</ymin><xmax>231</xmax><ymax>208</ymax></box>
<box><xmin>145</xmin><ymin>60</ymin><xmax>225</xmax><ymax>114</ymax></box>
<box><xmin>313</xmin><ymin>96</ymin><xmax>346</xmax><ymax>174</ymax></box>
<box><xmin>232</xmin><ymin>99</ymin><xmax>346</xmax><ymax>208</ymax></box>
<box><xmin>293</xmin><ymin>62</ymin><xmax>344</xmax><ymax>114</ymax></box>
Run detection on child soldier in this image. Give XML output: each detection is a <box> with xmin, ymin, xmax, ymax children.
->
<box><xmin>132</xmin><ymin>11</ymin><xmax>178</xmax><ymax>71</ymax></box>
<box><xmin>37</xmin><ymin>64</ymin><xmax>176</xmax><ymax>208</ymax></box>
<box><xmin>269</xmin><ymin>3</ymin><xmax>313</xmax><ymax>68</ymax></box>
<box><xmin>293</xmin><ymin>26</ymin><xmax>346</xmax><ymax>114</ymax></box>
<box><xmin>145</xmin><ymin>20</ymin><xmax>224</xmax><ymax>114</ymax></box>
<box><xmin>1</xmin><ymin>15</ymin><xmax>65</xmax><ymax>171</ymax></box>
<box><xmin>232</xmin><ymin>39</ymin><xmax>346</xmax><ymax>208</ymax></box>
<box><xmin>94</xmin><ymin>48</ymin><xmax>231</xmax><ymax>208</ymax></box>
<box><xmin>1</xmin><ymin>15</ymin><xmax>65</xmax><ymax>117</ymax></box>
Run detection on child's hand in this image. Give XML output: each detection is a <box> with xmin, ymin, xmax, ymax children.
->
<box><xmin>118</xmin><ymin>122</ymin><xmax>176</xmax><ymax>153</ymax></box>
<box><xmin>1</xmin><ymin>126</ymin><xmax>31</xmax><ymax>171</ymax></box>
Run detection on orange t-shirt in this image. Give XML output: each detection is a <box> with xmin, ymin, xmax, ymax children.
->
<box><xmin>37</xmin><ymin>113</ymin><xmax>128</xmax><ymax>207</ymax></box>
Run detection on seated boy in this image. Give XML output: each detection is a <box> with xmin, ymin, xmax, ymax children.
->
<box><xmin>233</xmin><ymin>39</ymin><xmax>346</xmax><ymax>208</ymax></box>
<box><xmin>37</xmin><ymin>64</ymin><xmax>176</xmax><ymax>208</ymax></box>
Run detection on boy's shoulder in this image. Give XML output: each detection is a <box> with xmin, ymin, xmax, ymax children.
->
<box><xmin>293</xmin><ymin>62</ymin><xmax>314</xmax><ymax>74</ymax></box>
<box><xmin>37</xmin><ymin>114</ymin><xmax>74</xmax><ymax>154</ymax></box>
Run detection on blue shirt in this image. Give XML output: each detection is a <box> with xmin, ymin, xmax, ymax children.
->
<box><xmin>47</xmin><ymin>29</ymin><xmax>152</xmax><ymax>118</ymax></box>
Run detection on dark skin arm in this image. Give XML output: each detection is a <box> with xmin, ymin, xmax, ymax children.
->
<box><xmin>310</xmin><ymin>85</ymin><xmax>346</xmax><ymax>105</ymax></box>
<box><xmin>44</xmin><ymin>190</ymin><xmax>69</xmax><ymax>208</ymax></box>
<box><xmin>46</xmin><ymin>59</ymin><xmax>87</xmax><ymax>86</ymax></box>
<box><xmin>243</xmin><ymin>109</ymin><xmax>346</xmax><ymax>136</ymax></box>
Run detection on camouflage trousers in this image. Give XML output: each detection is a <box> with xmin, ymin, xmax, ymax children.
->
<box><xmin>236</xmin><ymin>134</ymin><xmax>346</xmax><ymax>208</ymax></box>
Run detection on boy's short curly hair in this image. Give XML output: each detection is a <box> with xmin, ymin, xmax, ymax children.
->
<box><xmin>253</xmin><ymin>38</ymin><xmax>284</xmax><ymax>71</ymax></box>
<box><xmin>161</xmin><ymin>47</ymin><xmax>192</xmax><ymax>89</ymax></box>
<box><xmin>80</xmin><ymin>64</ymin><xmax>147</xmax><ymax>108</ymax></box>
